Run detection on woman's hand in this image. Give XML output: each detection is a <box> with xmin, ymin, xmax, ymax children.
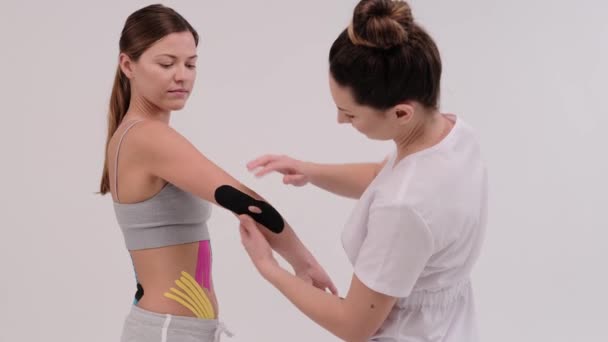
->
<box><xmin>247</xmin><ymin>155</ymin><xmax>310</xmax><ymax>186</ymax></box>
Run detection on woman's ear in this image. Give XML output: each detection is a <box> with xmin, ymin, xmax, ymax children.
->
<box><xmin>392</xmin><ymin>103</ymin><xmax>415</xmax><ymax>125</ymax></box>
<box><xmin>119</xmin><ymin>53</ymin><xmax>135</xmax><ymax>79</ymax></box>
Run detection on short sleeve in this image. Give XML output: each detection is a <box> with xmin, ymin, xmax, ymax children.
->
<box><xmin>354</xmin><ymin>204</ymin><xmax>434</xmax><ymax>298</ymax></box>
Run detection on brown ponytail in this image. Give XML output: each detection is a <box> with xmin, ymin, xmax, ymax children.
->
<box><xmin>99</xmin><ymin>66</ymin><xmax>131</xmax><ymax>194</ymax></box>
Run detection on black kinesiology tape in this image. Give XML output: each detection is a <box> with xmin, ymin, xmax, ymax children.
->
<box><xmin>135</xmin><ymin>283</ymin><xmax>144</xmax><ymax>302</ymax></box>
<box><xmin>214</xmin><ymin>185</ymin><xmax>285</xmax><ymax>234</ymax></box>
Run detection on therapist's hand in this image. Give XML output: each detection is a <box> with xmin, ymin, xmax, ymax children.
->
<box><xmin>239</xmin><ymin>215</ymin><xmax>338</xmax><ymax>295</ymax></box>
<box><xmin>294</xmin><ymin>258</ymin><xmax>339</xmax><ymax>295</ymax></box>
<box><xmin>239</xmin><ymin>215</ymin><xmax>279</xmax><ymax>275</ymax></box>
<box><xmin>247</xmin><ymin>155</ymin><xmax>310</xmax><ymax>186</ymax></box>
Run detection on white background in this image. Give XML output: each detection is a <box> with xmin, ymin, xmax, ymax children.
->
<box><xmin>1</xmin><ymin>1</ymin><xmax>606</xmax><ymax>341</ymax></box>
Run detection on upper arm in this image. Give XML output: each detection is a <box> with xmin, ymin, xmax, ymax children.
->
<box><xmin>133</xmin><ymin>121</ymin><xmax>261</xmax><ymax>211</ymax></box>
<box><xmin>341</xmin><ymin>274</ymin><xmax>398</xmax><ymax>341</ymax></box>
<box><xmin>340</xmin><ymin>204</ymin><xmax>434</xmax><ymax>340</ymax></box>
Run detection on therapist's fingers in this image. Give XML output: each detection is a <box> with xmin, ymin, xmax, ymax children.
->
<box><xmin>254</xmin><ymin>160</ymin><xmax>293</xmax><ymax>177</ymax></box>
<box><xmin>239</xmin><ymin>215</ymin><xmax>269</xmax><ymax>246</ymax></box>
<box><xmin>317</xmin><ymin>276</ymin><xmax>338</xmax><ymax>296</ymax></box>
<box><xmin>239</xmin><ymin>216</ymin><xmax>251</xmax><ymax>243</ymax></box>
<box><xmin>283</xmin><ymin>174</ymin><xmax>307</xmax><ymax>186</ymax></box>
<box><xmin>239</xmin><ymin>215</ymin><xmax>257</xmax><ymax>244</ymax></box>
<box><xmin>239</xmin><ymin>222</ymin><xmax>248</xmax><ymax>241</ymax></box>
<box><xmin>246</xmin><ymin>154</ymin><xmax>279</xmax><ymax>171</ymax></box>
<box><xmin>328</xmin><ymin>282</ymin><xmax>339</xmax><ymax>296</ymax></box>
<box><xmin>239</xmin><ymin>215</ymin><xmax>257</xmax><ymax>232</ymax></box>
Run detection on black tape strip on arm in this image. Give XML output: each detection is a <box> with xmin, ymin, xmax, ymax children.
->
<box><xmin>214</xmin><ymin>185</ymin><xmax>285</xmax><ymax>234</ymax></box>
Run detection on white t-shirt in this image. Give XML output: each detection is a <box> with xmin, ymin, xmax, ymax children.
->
<box><xmin>342</xmin><ymin>114</ymin><xmax>487</xmax><ymax>341</ymax></box>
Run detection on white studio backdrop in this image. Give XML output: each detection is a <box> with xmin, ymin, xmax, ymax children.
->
<box><xmin>0</xmin><ymin>1</ymin><xmax>606</xmax><ymax>341</ymax></box>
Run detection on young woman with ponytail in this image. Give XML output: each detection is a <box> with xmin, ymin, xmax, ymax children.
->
<box><xmin>99</xmin><ymin>4</ymin><xmax>335</xmax><ymax>342</ymax></box>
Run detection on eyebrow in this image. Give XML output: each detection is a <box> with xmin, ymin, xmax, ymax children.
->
<box><xmin>155</xmin><ymin>54</ymin><xmax>198</xmax><ymax>59</ymax></box>
<box><xmin>337</xmin><ymin>106</ymin><xmax>351</xmax><ymax>112</ymax></box>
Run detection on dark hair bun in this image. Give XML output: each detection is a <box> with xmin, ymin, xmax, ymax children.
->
<box><xmin>348</xmin><ymin>0</ymin><xmax>414</xmax><ymax>49</ymax></box>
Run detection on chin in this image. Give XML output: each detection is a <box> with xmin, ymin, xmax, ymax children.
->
<box><xmin>167</xmin><ymin>102</ymin><xmax>187</xmax><ymax>111</ymax></box>
<box><xmin>358</xmin><ymin>130</ymin><xmax>377</xmax><ymax>140</ymax></box>
<box><xmin>363</xmin><ymin>132</ymin><xmax>389</xmax><ymax>141</ymax></box>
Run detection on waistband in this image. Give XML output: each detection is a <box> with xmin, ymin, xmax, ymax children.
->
<box><xmin>127</xmin><ymin>305</ymin><xmax>233</xmax><ymax>341</ymax></box>
<box><xmin>396</xmin><ymin>279</ymin><xmax>472</xmax><ymax>310</ymax></box>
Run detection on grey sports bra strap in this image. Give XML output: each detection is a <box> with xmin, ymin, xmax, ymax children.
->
<box><xmin>114</xmin><ymin>120</ymin><xmax>145</xmax><ymax>203</ymax></box>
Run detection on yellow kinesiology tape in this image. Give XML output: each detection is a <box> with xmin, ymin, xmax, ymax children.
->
<box><xmin>164</xmin><ymin>271</ymin><xmax>215</xmax><ymax>319</ymax></box>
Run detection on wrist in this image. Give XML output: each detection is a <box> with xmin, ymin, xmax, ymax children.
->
<box><xmin>271</xmin><ymin>224</ymin><xmax>315</xmax><ymax>271</ymax></box>
<box><xmin>298</xmin><ymin>160</ymin><xmax>316</xmax><ymax>180</ymax></box>
<box><xmin>292</xmin><ymin>256</ymin><xmax>315</xmax><ymax>272</ymax></box>
<box><xmin>259</xmin><ymin>259</ymin><xmax>282</xmax><ymax>280</ymax></box>
<box><xmin>283</xmin><ymin>248</ymin><xmax>314</xmax><ymax>271</ymax></box>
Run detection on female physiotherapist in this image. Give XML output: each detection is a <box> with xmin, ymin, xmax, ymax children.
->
<box><xmin>238</xmin><ymin>0</ymin><xmax>488</xmax><ymax>341</ymax></box>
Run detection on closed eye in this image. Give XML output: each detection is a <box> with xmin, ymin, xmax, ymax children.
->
<box><xmin>338</xmin><ymin>107</ymin><xmax>355</xmax><ymax>119</ymax></box>
<box><xmin>159</xmin><ymin>63</ymin><xmax>196</xmax><ymax>70</ymax></box>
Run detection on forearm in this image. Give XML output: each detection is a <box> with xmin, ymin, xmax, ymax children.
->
<box><xmin>262</xmin><ymin>265</ymin><xmax>359</xmax><ymax>341</ymax></box>
<box><xmin>264</xmin><ymin>221</ymin><xmax>314</xmax><ymax>270</ymax></box>
<box><xmin>302</xmin><ymin>162</ymin><xmax>380</xmax><ymax>199</ymax></box>
<box><xmin>234</xmin><ymin>186</ymin><xmax>313</xmax><ymax>269</ymax></box>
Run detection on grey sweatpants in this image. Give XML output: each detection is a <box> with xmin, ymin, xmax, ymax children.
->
<box><xmin>120</xmin><ymin>305</ymin><xmax>233</xmax><ymax>342</ymax></box>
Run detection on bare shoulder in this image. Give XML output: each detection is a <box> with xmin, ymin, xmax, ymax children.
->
<box><xmin>125</xmin><ymin>120</ymin><xmax>198</xmax><ymax>158</ymax></box>
<box><xmin>117</xmin><ymin>120</ymin><xmax>239</xmax><ymax>202</ymax></box>
<box><xmin>127</xmin><ymin>120</ymin><xmax>181</xmax><ymax>145</ymax></box>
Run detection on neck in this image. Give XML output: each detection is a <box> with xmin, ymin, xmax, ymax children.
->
<box><xmin>393</xmin><ymin>110</ymin><xmax>448</xmax><ymax>163</ymax></box>
<box><xmin>124</xmin><ymin>94</ymin><xmax>171</xmax><ymax>124</ymax></box>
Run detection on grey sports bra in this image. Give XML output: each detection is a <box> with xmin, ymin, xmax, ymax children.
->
<box><xmin>112</xmin><ymin>120</ymin><xmax>212</xmax><ymax>250</ymax></box>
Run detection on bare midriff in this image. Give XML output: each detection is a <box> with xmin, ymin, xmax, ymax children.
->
<box><xmin>130</xmin><ymin>240</ymin><xmax>219</xmax><ymax>319</ymax></box>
